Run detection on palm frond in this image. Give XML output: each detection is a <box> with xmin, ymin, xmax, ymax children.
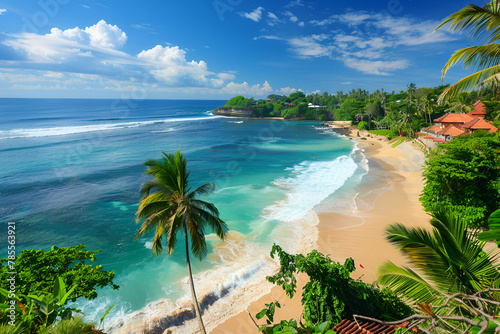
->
<box><xmin>187</xmin><ymin>216</ymin><xmax>208</xmax><ymax>260</ymax></box>
<box><xmin>378</xmin><ymin>261</ymin><xmax>438</xmax><ymax>304</ymax></box>
<box><xmin>441</xmin><ymin>44</ymin><xmax>500</xmax><ymax>79</ymax></box>
<box><xmin>437</xmin><ymin>64</ymin><xmax>500</xmax><ymax>103</ymax></box>
<box><xmin>189</xmin><ymin>202</ymin><xmax>228</xmax><ymax>239</ymax></box>
<box><xmin>435</xmin><ymin>1</ymin><xmax>500</xmax><ymax>43</ymax></box>
<box><xmin>189</xmin><ymin>183</ymin><xmax>216</xmax><ymax>198</ymax></box>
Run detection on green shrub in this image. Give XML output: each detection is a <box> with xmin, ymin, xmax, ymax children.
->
<box><xmin>369</xmin><ymin>129</ymin><xmax>398</xmax><ymax>140</ymax></box>
<box><xmin>357</xmin><ymin>121</ymin><xmax>369</xmax><ymax>130</ymax></box>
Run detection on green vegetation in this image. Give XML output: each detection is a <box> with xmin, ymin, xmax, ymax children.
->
<box><xmin>378</xmin><ymin>209</ymin><xmax>500</xmax><ymax>304</ymax></box>
<box><xmin>478</xmin><ymin>208</ymin><xmax>500</xmax><ymax>247</ymax></box>
<box><xmin>436</xmin><ymin>0</ymin><xmax>500</xmax><ymax>102</ymax></box>
<box><xmin>420</xmin><ymin>132</ymin><xmax>500</xmax><ymax>227</ymax></box>
<box><xmin>135</xmin><ymin>150</ymin><xmax>228</xmax><ymax>334</ymax></box>
<box><xmin>221</xmin><ymin>81</ymin><xmax>500</xmax><ymax>138</ymax></box>
<box><xmin>256</xmin><ymin>244</ymin><xmax>412</xmax><ymax>332</ymax></box>
<box><xmin>378</xmin><ymin>209</ymin><xmax>500</xmax><ymax>332</ymax></box>
<box><xmin>368</xmin><ymin>129</ymin><xmax>398</xmax><ymax>140</ymax></box>
<box><xmin>0</xmin><ymin>246</ymin><xmax>116</xmax><ymax>333</ymax></box>
<box><xmin>390</xmin><ymin>137</ymin><xmax>405</xmax><ymax>148</ymax></box>
<box><xmin>0</xmin><ymin>245</ymin><xmax>118</xmax><ymax>303</ymax></box>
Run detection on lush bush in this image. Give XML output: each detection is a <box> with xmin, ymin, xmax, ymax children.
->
<box><xmin>0</xmin><ymin>245</ymin><xmax>119</xmax><ymax>302</ymax></box>
<box><xmin>357</xmin><ymin>121</ymin><xmax>369</xmax><ymax>130</ymax></box>
<box><xmin>224</xmin><ymin>95</ymin><xmax>254</xmax><ymax>108</ymax></box>
<box><xmin>420</xmin><ymin>132</ymin><xmax>500</xmax><ymax>227</ymax></box>
<box><xmin>368</xmin><ymin>129</ymin><xmax>398</xmax><ymax>140</ymax></box>
<box><xmin>262</xmin><ymin>244</ymin><xmax>413</xmax><ymax>330</ymax></box>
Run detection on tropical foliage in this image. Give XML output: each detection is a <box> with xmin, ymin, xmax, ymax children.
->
<box><xmin>0</xmin><ymin>245</ymin><xmax>118</xmax><ymax>303</ymax></box>
<box><xmin>378</xmin><ymin>209</ymin><xmax>500</xmax><ymax>307</ymax></box>
<box><xmin>0</xmin><ymin>277</ymin><xmax>97</xmax><ymax>333</ymax></box>
<box><xmin>420</xmin><ymin>131</ymin><xmax>500</xmax><ymax>227</ymax></box>
<box><xmin>257</xmin><ymin>244</ymin><xmax>412</xmax><ymax>332</ymax></box>
<box><xmin>478</xmin><ymin>208</ymin><xmax>500</xmax><ymax>247</ymax></box>
<box><xmin>435</xmin><ymin>0</ymin><xmax>500</xmax><ymax>102</ymax></box>
<box><xmin>135</xmin><ymin>150</ymin><xmax>228</xmax><ymax>334</ymax></box>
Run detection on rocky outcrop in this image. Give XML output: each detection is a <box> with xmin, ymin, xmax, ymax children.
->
<box><xmin>210</xmin><ymin>108</ymin><xmax>255</xmax><ymax>117</ymax></box>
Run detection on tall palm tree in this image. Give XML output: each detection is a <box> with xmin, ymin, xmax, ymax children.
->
<box><xmin>378</xmin><ymin>209</ymin><xmax>499</xmax><ymax>306</ymax></box>
<box><xmin>135</xmin><ymin>150</ymin><xmax>228</xmax><ymax>334</ymax></box>
<box><xmin>406</xmin><ymin>83</ymin><xmax>416</xmax><ymax>105</ymax></box>
<box><xmin>436</xmin><ymin>0</ymin><xmax>500</xmax><ymax>103</ymax></box>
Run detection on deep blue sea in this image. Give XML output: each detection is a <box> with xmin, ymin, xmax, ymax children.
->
<box><xmin>0</xmin><ymin>98</ymin><xmax>366</xmax><ymax>329</ymax></box>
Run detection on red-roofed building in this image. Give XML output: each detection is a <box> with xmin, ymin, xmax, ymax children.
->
<box><xmin>462</xmin><ymin>117</ymin><xmax>498</xmax><ymax>133</ymax></box>
<box><xmin>468</xmin><ymin>98</ymin><xmax>487</xmax><ymax>118</ymax></box>
<box><xmin>437</xmin><ymin>125</ymin><xmax>465</xmax><ymax>138</ymax></box>
<box><xmin>421</xmin><ymin>107</ymin><xmax>497</xmax><ymax>142</ymax></box>
<box><xmin>434</xmin><ymin>113</ymin><xmax>474</xmax><ymax>128</ymax></box>
<box><xmin>332</xmin><ymin>319</ymin><xmax>416</xmax><ymax>334</ymax></box>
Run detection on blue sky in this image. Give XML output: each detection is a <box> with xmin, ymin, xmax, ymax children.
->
<box><xmin>0</xmin><ymin>0</ymin><xmax>478</xmax><ymax>99</ymax></box>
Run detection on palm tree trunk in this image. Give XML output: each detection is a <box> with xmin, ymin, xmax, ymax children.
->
<box><xmin>185</xmin><ymin>232</ymin><xmax>207</xmax><ymax>334</ymax></box>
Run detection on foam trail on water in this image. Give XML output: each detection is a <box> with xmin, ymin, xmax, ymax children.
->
<box><xmin>0</xmin><ymin>115</ymin><xmax>223</xmax><ymax>140</ymax></box>
<box><xmin>266</xmin><ymin>155</ymin><xmax>358</xmax><ymax>223</ymax></box>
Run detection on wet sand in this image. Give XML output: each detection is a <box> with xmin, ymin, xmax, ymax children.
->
<box><xmin>212</xmin><ymin>131</ymin><xmax>430</xmax><ymax>333</ymax></box>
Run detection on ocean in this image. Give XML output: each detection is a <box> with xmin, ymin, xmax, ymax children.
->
<box><xmin>0</xmin><ymin>98</ymin><xmax>368</xmax><ymax>332</ymax></box>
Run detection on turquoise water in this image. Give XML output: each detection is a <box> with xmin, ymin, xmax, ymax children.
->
<box><xmin>0</xmin><ymin>99</ymin><xmax>364</xmax><ymax>326</ymax></box>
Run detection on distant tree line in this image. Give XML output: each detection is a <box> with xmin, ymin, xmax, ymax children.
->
<box><xmin>222</xmin><ymin>84</ymin><xmax>500</xmax><ymax>130</ymax></box>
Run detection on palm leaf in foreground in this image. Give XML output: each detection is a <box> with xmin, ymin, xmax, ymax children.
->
<box><xmin>378</xmin><ymin>209</ymin><xmax>500</xmax><ymax>307</ymax></box>
<box><xmin>435</xmin><ymin>0</ymin><xmax>500</xmax><ymax>101</ymax></box>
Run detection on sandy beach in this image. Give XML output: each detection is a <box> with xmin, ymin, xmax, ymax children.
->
<box><xmin>212</xmin><ymin>129</ymin><xmax>430</xmax><ymax>333</ymax></box>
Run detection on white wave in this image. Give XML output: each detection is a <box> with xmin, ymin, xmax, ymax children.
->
<box><xmin>0</xmin><ymin>115</ymin><xmax>223</xmax><ymax>140</ymax></box>
<box><xmin>265</xmin><ymin>155</ymin><xmax>358</xmax><ymax>223</ymax></box>
<box><xmin>228</xmin><ymin>120</ymin><xmax>243</xmax><ymax>124</ymax></box>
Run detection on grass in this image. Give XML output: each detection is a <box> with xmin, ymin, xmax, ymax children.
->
<box><xmin>391</xmin><ymin>137</ymin><xmax>405</xmax><ymax>148</ymax></box>
<box><xmin>368</xmin><ymin>129</ymin><xmax>398</xmax><ymax>140</ymax></box>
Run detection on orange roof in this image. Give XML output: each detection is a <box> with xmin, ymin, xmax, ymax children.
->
<box><xmin>434</xmin><ymin>113</ymin><xmax>473</xmax><ymax>124</ymax></box>
<box><xmin>437</xmin><ymin>125</ymin><xmax>464</xmax><ymax>137</ymax></box>
<box><xmin>425</xmin><ymin>124</ymin><xmax>442</xmax><ymax>132</ymax></box>
<box><xmin>471</xmin><ymin>99</ymin><xmax>487</xmax><ymax>115</ymax></box>
<box><xmin>462</xmin><ymin>117</ymin><xmax>498</xmax><ymax>132</ymax></box>
<box><xmin>332</xmin><ymin>319</ymin><xmax>416</xmax><ymax>334</ymax></box>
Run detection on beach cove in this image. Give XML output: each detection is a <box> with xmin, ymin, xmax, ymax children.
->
<box><xmin>213</xmin><ymin>129</ymin><xmax>429</xmax><ymax>333</ymax></box>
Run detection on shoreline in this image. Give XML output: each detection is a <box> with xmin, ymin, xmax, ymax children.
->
<box><xmin>212</xmin><ymin>128</ymin><xmax>429</xmax><ymax>333</ymax></box>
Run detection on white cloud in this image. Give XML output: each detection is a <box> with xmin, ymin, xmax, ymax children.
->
<box><xmin>45</xmin><ymin>20</ymin><xmax>127</xmax><ymax>49</ymax></box>
<box><xmin>253</xmin><ymin>35</ymin><xmax>282</xmax><ymax>41</ymax></box>
<box><xmin>3</xmin><ymin>21</ymin><xmax>131</xmax><ymax>68</ymax></box>
<box><xmin>138</xmin><ymin>45</ymin><xmax>223</xmax><ymax>87</ymax></box>
<box><xmin>239</xmin><ymin>7</ymin><xmax>265</xmax><ymax>22</ymax></box>
<box><xmin>341</xmin><ymin>82</ymin><xmax>352</xmax><ymax>85</ymax></box>
<box><xmin>223</xmin><ymin>80</ymin><xmax>273</xmax><ymax>96</ymax></box>
<box><xmin>287</xmin><ymin>34</ymin><xmax>332</xmax><ymax>58</ymax></box>
<box><xmin>0</xmin><ymin>9</ymin><xmax>6</xmax><ymax>15</ymax></box>
<box><xmin>278</xmin><ymin>87</ymin><xmax>297</xmax><ymax>95</ymax></box>
<box><xmin>267</xmin><ymin>12</ymin><xmax>281</xmax><ymax>26</ymax></box>
<box><xmin>298</xmin><ymin>22</ymin><xmax>304</xmax><ymax>27</ymax></box>
<box><xmin>285</xmin><ymin>0</ymin><xmax>304</xmax><ymax>8</ymax></box>
<box><xmin>284</xmin><ymin>11</ymin><xmax>298</xmax><ymax>23</ymax></box>
<box><xmin>44</xmin><ymin>72</ymin><xmax>65</xmax><ymax>79</ymax></box>
<box><xmin>342</xmin><ymin>58</ymin><xmax>409</xmax><ymax>75</ymax></box>
<box><xmin>1</xmin><ymin>20</ymin><xmax>250</xmax><ymax>91</ymax></box>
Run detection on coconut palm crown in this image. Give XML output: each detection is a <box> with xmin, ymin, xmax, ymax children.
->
<box><xmin>436</xmin><ymin>0</ymin><xmax>500</xmax><ymax>103</ymax></box>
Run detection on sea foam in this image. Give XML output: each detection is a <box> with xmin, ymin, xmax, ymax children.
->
<box><xmin>265</xmin><ymin>155</ymin><xmax>358</xmax><ymax>223</ymax></box>
<box><xmin>0</xmin><ymin>115</ymin><xmax>222</xmax><ymax>140</ymax></box>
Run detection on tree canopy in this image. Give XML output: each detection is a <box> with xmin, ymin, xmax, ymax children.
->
<box><xmin>0</xmin><ymin>244</ymin><xmax>118</xmax><ymax>302</ymax></box>
<box><xmin>420</xmin><ymin>131</ymin><xmax>500</xmax><ymax>227</ymax></box>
